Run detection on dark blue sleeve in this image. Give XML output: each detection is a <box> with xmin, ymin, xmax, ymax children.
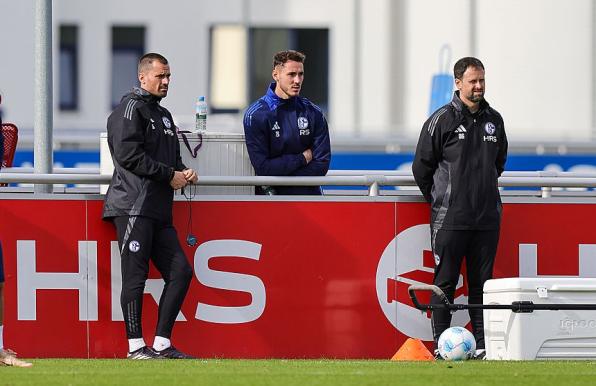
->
<box><xmin>289</xmin><ymin>111</ymin><xmax>330</xmax><ymax>176</ymax></box>
<box><xmin>243</xmin><ymin>106</ymin><xmax>306</xmax><ymax>176</ymax></box>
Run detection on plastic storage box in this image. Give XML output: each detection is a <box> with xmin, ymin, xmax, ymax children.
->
<box><xmin>178</xmin><ymin>131</ymin><xmax>254</xmax><ymax>195</ymax></box>
<box><xmin>100</xmin><ymin>131</ymin><xmax>254</xmax><ymax>195</ymax></box>
<box><xmin>483</xmin><ymin>277</ymin><xmax>596</xmax><ymax>360</ymax></box>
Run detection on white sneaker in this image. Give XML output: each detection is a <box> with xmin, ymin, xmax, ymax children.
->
<box><xmin>0</xmin><ymin>348</ymin><xmax>33</xmax><ymax>367</ymax></box>
<box><xmin>472</xmin><ymin>349</ymin><xmax>487</xmax><ymax>360</ymax></box>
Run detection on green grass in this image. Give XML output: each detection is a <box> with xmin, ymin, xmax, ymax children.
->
<box><xmin>2</xmin><ymin>359</ymin><xmax>596</xmax><ymax>386</ymax></box>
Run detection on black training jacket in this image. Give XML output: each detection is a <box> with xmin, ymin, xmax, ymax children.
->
<box><xmin>102</xmin><ymin>88</ymin><xmax>186</xmax><ymax>222</ymax></box>
<box><xmin>412</xmin><ymin>91</ymin><xmax>508</xmax><ymax>231</ymax></box>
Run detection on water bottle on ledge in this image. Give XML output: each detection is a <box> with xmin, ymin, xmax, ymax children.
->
<box><xmin>195</xmin><ymin>96</ymin><xmax>208</xmax><ymax>132</ymax></box>
<box><xmin>261</xmin><ymin>186</ymin><xmax>277</xmax><ymax>195</ymax></box>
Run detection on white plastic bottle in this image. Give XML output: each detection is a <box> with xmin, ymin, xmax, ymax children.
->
<box><xmin>195</xmin><ymin>96</ymin><xmax>208</xmax><ymax>132</ymax></box>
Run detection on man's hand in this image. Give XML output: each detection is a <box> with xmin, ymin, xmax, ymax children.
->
<box><xmin>302</xmin><ymin>149</ymin><xmax>313</xmax><ymax>164</ymax></box>
<box><xmin>170</xmin><ymin>171</ymin><xmax>188</xmax><ymax>190</ymax></box>
<box><xmin>183</xmin><ymin>168</ymin><xmax>199</xmax><ymax>184</ymax></box>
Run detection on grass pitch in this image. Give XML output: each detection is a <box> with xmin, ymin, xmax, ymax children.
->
<box><xmin>1</xmin><ymin>359</ymin><xmax>596</xmax><ymax>386</ymax></box>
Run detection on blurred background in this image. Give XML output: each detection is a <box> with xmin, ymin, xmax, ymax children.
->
<box><xmin>1</xmin><ymin>0</ymin><xmax>595</xmax><ymax>173</ymax></box>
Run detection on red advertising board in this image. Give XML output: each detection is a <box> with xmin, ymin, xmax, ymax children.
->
<box><xmin>0</xmin><ymin>198</ymin><xmax>594</xmax><ymax>358</ymax></box>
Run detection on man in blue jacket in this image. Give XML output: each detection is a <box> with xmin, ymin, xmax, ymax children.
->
<box><xmin>243</xmin><ymin>50</ymin><xmax>331</xmax><ymax>195</ymax></box>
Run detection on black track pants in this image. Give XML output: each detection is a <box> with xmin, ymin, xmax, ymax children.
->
<box><xmin>114</xmin><ymin>216</ymin><xmax>193</xmax><ymax>339</ymax></box>
<box><xmin>430</xmin><ymin>229</ymin><xmax>499</xmax><ymax>349</ymax></box>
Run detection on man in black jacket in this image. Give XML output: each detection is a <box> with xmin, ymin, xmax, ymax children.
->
<box><xmin>103</xmin><ymin>53</ymin><xmax>197</xmax><ymax>359</ymax></box>
<box><xmin>412</xmin><ymin>57</ymin><xmax>508</xmax><ymax>360</ymax></box>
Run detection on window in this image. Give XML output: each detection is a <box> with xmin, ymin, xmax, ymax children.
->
<box><xmin>209</xmin><ymin>25</ymin><xmax>248</xmax><ymax>112</ymax></box>
<box><xmin>250</xmin><ymin>28</ymin><xmax>329</xmax><ymax>113</ymax></box>
<box><xmin>111</xmin><ymin>26</ymin><xmax>145</xmax><ymax>108</ymax></box>
<box><xmin>209</xmin><ymin>26</ymin><xmax>329</xmax><ymax>114</ymax></box>
<box><xmin>59</xmin><ymin>25</ymin><xmax>78</xmax><ymax>110</ymax></box>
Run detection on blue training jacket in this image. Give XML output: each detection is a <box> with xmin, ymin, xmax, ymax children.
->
<box><xmin>243</xmin><ymin>82</ymin><xmax>331</xmax><ymax>195</ymax></box>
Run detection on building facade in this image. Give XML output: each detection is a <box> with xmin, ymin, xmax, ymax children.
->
<box><xmin>0</xmin><ymin>0</ymin><xmax>594</xmax><ymax>146</ymax></box>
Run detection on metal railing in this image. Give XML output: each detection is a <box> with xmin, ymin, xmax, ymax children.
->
<box><xmin>2</xmin><ymin>169</ymin><xmax>596</xmax><ymax>197</ymax></box>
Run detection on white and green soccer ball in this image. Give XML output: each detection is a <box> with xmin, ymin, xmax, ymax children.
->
<box><xmin>438</xmin><ymin>326</ymin><xmax>476</xmax><ymax>361</ymax></box>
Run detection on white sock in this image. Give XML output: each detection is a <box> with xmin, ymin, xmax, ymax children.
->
<box><xmin>128</xmin><ymin>338</ymin><xmax>145</xmax><ymax>353</ymax></box>
<box><xmin>0</xmin><ymin>325</ymin><xmax>4</xmax><ymax>351</ymax></box>
<box><xmin>153</xmin><ymin>336</ymin><xmax>171</xmax><ymax>352</ymax></box>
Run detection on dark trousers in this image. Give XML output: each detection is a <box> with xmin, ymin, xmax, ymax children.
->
<box><xmin>430</xmin><ymin>229</ymin><xmax>499</xmax><ymax>350</ymax></box>
<box><xmin>113</xmin><ymin>216</ymin><xmax>193</xmax><ymax>340</ymax></box>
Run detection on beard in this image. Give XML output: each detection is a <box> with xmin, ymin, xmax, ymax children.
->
<box><xmin>467</xmin><ymin>91</ymin><xmax>484</xmax><ymax>103</ymax></box>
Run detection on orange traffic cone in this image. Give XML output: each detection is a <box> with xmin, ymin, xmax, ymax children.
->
<box><xmin>391</xmin><ymin>338</ymin><xmax>434</xmax><ymax>361</ymax></box>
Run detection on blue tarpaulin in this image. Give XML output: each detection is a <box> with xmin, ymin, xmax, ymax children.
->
<box><xmin>428</xmin><ymin>45</ymin><xmax>454</xmax><ymax>116</ymax></box>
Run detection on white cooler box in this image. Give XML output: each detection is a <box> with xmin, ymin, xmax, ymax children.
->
<box><xmin>483</xmin><ymin>277</ymin><xmax>596</xmax><ymax>360</ymax></box>
<box><xmin>179</xmin><ymin>131</ymin><xmax>254</xmax><ymax>195</ymax></box>
<box><xmin>100</xmin><ymin>131</ymin><xmax>255</xmax><ymax>195</ymax></box>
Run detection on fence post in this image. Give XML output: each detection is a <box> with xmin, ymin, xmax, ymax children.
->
<box><xmin>541</xmin><ymin>186</ymin><xmax>552</xmax><ymax>198</ymax></box>
<box><xmin>368</xmin><ymin>181</ymin><xmax>379</xmax><ymax>197</ymax></box>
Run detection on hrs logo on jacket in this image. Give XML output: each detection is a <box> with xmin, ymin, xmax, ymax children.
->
<box><xmin>162</xmin><ymin>116</ymin><xmax>175</xmax><ymax>136</ymax></box>
<box><xmin>375</xmin><ymin>224</ymin><xmax>469</xmax><ymax>340</ymax></box>
<box><xmin>483</xmin><ymin>122</ymin><xmax>497</xmax><ymax>142</ymax></box>
<box><xmin>298</xmin><ymin>117</ymin><xmax>310</xmax><ymax>136</ymax></box>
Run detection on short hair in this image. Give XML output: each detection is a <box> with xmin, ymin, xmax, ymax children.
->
<box><xmin>272</xmin><ymin>50</ymin><xmax>306</xmax><ymax>69</ymax></box>
<box><xmin>138</xmin><ymin>53</ymin><xmax>168</xmax><ymax>74</ymax></box>
<box><xmin>453</xmin><ymin>57</ymin><xmax>484</xmax><ymax>80</ymax></box>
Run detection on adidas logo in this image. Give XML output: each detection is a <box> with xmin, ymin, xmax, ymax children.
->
<box><xmin>272</xmin><ymin>122</ymin><xmax>281</xmax><ymax>131</ymax></box>
<box><xmin>456</xmin><ymin>125</ymin><xmax>466</xmax><ymax>140</ymax></box>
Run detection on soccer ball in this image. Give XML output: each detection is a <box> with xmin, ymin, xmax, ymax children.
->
<box><xmin>437</xmin><ymin>326</ymin><xmax>476</xmax><ymax>361</ymax></box>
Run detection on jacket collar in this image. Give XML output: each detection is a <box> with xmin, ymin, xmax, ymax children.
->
<box><xmin>264</xmin><ymin>82</ymin><xmax>297</xmax><ymax>110</ymax></box>
<box><xmin>128</xmin><ymin>87</ymin><xmax>162</xmax><ymax>104</ymax></box>
<box><xmin>451</xmin><ymin>91</ymin><xmax>489</xmax><ymax>115</ymax></box>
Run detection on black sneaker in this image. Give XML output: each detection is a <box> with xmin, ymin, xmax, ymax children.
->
<box><xmin>155</xmin><ymin>346</ymin><xmax>195</xmax><ymax>359</ymax></box>
<box><xmin>127</xmin><ymin>346</ymin><xmax>161</xmax><ymax>359</ymax></box>
<box><xmin>472</xmin><ymin>349</ymin><xmax>486</xmax><ymax>360</ymax></box>
<box><xmin>434</xmin><ymin>349</ymin><xmax>444</xmax><ymax>361</ymax></box>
